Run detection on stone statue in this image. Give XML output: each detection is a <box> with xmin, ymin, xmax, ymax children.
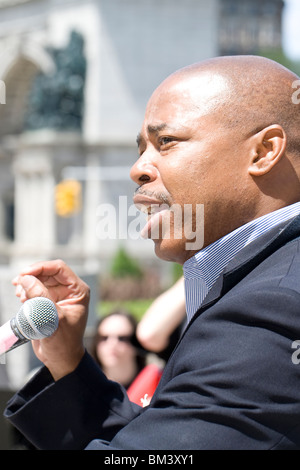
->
<box><xmin>24</xmin><ymin>30</ymin><xmax>86</xmax><ymax>131</ymax></box>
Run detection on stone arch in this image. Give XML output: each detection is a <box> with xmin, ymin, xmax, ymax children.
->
<box><xmin>0</xmin><ymin>39</ymin><xmax>55</xmax><ymax>80</ymax></box>
<box><xmin>0</xmin><ymin>57</ymin><xmax>39</xmax><ymax>136</ymax></box>
<box><xmin>0</xmin><ymin>41</ymin><xmax>55</xmax><ymax>137</ymax></box>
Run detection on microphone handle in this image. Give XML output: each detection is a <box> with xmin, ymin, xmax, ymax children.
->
<box><xmin>8</xmin><ymin>317</ymin><xmax>29</xmax><ymax>351</ymax></box>
<box><xmin>0</xmin><ymin>318</ymin><xmax>28</xmax><ymax>356</ymax></box>
<box><xmin>3</xmin><ymin>337</ymin><xmax>28</xmax><ymax>353</ymax></box>
<box><xmin>10</xmin><ymin>317</ymin><xmax>27</xmax><ymax>342</ymax></box>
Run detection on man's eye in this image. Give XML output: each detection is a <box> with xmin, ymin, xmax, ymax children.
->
<box><xmin>159</xmin><ymin>136</ymin><xmax>174</xmax><ymax>146</ymax></box>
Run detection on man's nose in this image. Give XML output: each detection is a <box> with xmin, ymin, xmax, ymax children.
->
<box><xmin>130</xmin><ymin>158</ymin><xmax>159</xmax><ymax>185</ymax></box>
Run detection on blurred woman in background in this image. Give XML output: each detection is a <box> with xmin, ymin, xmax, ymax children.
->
<box><xmin>90</xmin><ymin>310</ymin><xmax>162</xmax><ymax>406</ymax></box>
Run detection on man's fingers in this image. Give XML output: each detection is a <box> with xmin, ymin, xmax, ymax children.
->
<box><xmin>12</xmin><ymin>259</ymin><xmax>90</xmax><ymax>307</ymax></box>
<box><xmin>14</xmin><ymin>275</ymin><xmax>52</xmax><ymax>303</ymax></box>
<box><xmin>18</xmin><ymin>259</ymin><xmax>80</xmax><ymax>288</ymax></box>
<box><xmin>20</xmin><ymin>259</ymin><xmax>70</xmax><ymax>277</ymax></box>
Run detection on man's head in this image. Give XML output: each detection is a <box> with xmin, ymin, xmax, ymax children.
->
<box><xmin>131</xmin><ymin>55</ymin><xmax>300</xmax><ymax>264</ymax></box>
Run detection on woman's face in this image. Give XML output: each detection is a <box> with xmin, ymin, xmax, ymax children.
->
<box><xmin>96</xmin><ymin>315</ymin><xmax>136</xmax><ymax>369</ymax></box>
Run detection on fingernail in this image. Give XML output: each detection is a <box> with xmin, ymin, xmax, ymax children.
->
<box><xmin>21</xmin><ymin>275</ymin><xmax>35</xmax><ymax>289</ymax></box>
<box><xmin>15</xmin><ymin>284</ymin><xmax>22</xmax><ymax>295</ymax></box>
<box><xmin>12</xmin><ymin>276</ymin><xmax>19</xmax><ymax>285</ymax></box>
<box><xmin>20</xmin><ymin>266</ymin><xmax>34</xmax><ymax>274</ymax></box>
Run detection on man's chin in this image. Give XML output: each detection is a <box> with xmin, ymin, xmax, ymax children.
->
<box><xmin>153</xmin><ymin>238</ymin><xmax>186</xmax><ymax>265</ymax></box>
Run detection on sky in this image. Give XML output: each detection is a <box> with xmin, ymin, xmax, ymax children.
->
<box><xmin>282</xmin><ymin>0</ymin><xmax>300</xmax><ymax>60</ymax></box>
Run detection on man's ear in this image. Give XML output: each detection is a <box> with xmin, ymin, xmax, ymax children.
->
<box><xmin>248</xmin><ymin>125</ymin><xmax>287</xmax><ymax>177</ymax></box>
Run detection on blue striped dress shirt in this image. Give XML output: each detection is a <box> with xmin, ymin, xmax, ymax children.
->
<box><xmin>183</xmin><ymin>202</ymin><xmax>300</xmax><ymax>323</ymax></box>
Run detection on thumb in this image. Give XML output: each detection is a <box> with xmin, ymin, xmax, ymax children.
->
<box><xmin>15</xmin><ymin>275</ymin><xmax>50</xmax><ymax>303</ymax></box>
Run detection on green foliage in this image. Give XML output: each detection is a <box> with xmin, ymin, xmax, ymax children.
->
<box><xmin>172</xmin><ymin>263</ymin><xmax>183</xmax><ymax>283</ymax></box>
<box><xmin>110</xmin><ymin>246</ymin><xmax>143</xmax><ymax>279</ymax></box>
<box><xmin>98</xmin><ymin>299</ymin><xmax>154</xmax><ymax>321</ymax></box>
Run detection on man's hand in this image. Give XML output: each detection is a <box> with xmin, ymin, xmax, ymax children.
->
<box><xmin>12</xmin><ymin>259</ymin><xmax>90</xmax><ymax>381</ymax></box>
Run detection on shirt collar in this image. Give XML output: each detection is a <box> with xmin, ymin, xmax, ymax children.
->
<box><xmin>183</xmin><ymin>202</ymin><xmax>300</xmax><ymax>323</ymax></box>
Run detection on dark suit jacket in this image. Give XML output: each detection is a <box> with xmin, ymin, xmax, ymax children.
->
<box><xmin>5</xmin><ymin>214</ymin><xmax>300</xmax><ymax>450</ymax></box>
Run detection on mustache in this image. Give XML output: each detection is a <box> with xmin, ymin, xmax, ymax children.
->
<box><xmin>134</xmin><ymin>187</ymin><xmax>172</xmax><ymax>206</ymax></box>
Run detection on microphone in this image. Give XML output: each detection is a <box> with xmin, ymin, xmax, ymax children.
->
<box><xmin>0</xmin><ymin>297</ymin><xmax>59</xmax><ymax>356</ymax></box>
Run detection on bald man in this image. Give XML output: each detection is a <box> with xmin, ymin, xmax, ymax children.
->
<box><xmin>5</xmin><ymin>56</ymin><xmax>300</xmax><ymax>450</ymax></box>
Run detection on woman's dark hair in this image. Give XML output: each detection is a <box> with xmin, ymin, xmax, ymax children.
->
<box><xmin>90</xmin><ymin>309</ymin><xmax>147</xmax><ymax>373</ymax></box>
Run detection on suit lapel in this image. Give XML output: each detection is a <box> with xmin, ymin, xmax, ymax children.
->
<box><xmin>182</xmin><ymin>213</ymin><xmax>300</xmax><ymax>334</ymax></box>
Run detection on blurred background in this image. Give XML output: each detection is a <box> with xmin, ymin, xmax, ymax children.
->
<box><xmin>0</xmin><ymin>0</ymin><xmax>299</xmax><ymax>448</ymax></box>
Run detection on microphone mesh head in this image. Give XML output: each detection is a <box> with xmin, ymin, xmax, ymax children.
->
<box><xmin>16</xmin><ymin>297</ymin><xmax>59</xmax><ymax>340</ymax></box>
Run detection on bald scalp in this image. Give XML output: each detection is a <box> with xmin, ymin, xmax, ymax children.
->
<box><xmin>168</xmin><ymin>55</ymin><xmax>300</xmax><ymax>156</ymax></box>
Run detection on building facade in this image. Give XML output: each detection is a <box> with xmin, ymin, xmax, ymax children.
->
<box><xmin>219</xmin><ymin>0</ymin><xmax>284</xmax><ymax>55</ymax></box>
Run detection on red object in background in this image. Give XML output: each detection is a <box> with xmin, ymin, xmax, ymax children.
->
<box><xmin>127</xmin><ymin>364</ymin><xmax>163</xmax><ymax>406</ymax></box>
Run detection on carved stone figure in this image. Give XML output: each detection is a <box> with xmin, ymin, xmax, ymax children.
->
<box><xmin>24</xmin><ymin>31</ymin><xmax>86</xmax><ymax>131</ymax></box>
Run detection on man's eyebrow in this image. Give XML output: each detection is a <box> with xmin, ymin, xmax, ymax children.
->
<box><xmin>137</xmin><ymin>123</ymin><xmax>175</xmax><ymax>146</ymax></box>
<box><xmin>147</xmin><ymin>123</ymin><xmax>167</xmax><ymax>134</ymax></box>
<box><xmin>136</xmin><ymin>123</ymin><xmax>187</xmax><ymax>147</ymax></box>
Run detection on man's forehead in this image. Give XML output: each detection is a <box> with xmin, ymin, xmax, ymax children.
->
<box><xmin>142</xmin><ymin>71</ymin><xmax>232</xmax><ymax>130</ymax></box>
<box><xmin>157</xmin><ymin>71</ymin><xmax>231</xmax><ymax>113</ymax></box>
<box><xmin>136</xmin><ymin>73</ymin><xmax>230</xmax><ymax>144</ymax></box>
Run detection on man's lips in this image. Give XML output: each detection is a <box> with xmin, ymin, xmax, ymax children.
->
<box><xmin>133</xmin><ymin>194</ymin><xmax>169</xmax><ymax>214</ymax></box>
<box><xmin>133</xmin><ymin>193</ymin><xmax>165</xmax><ymax>211</ymax></box>
<box><xmin>133</xmin><ymin>193</ymin><xmax>171</xmax><ymax>239</ymax></box>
